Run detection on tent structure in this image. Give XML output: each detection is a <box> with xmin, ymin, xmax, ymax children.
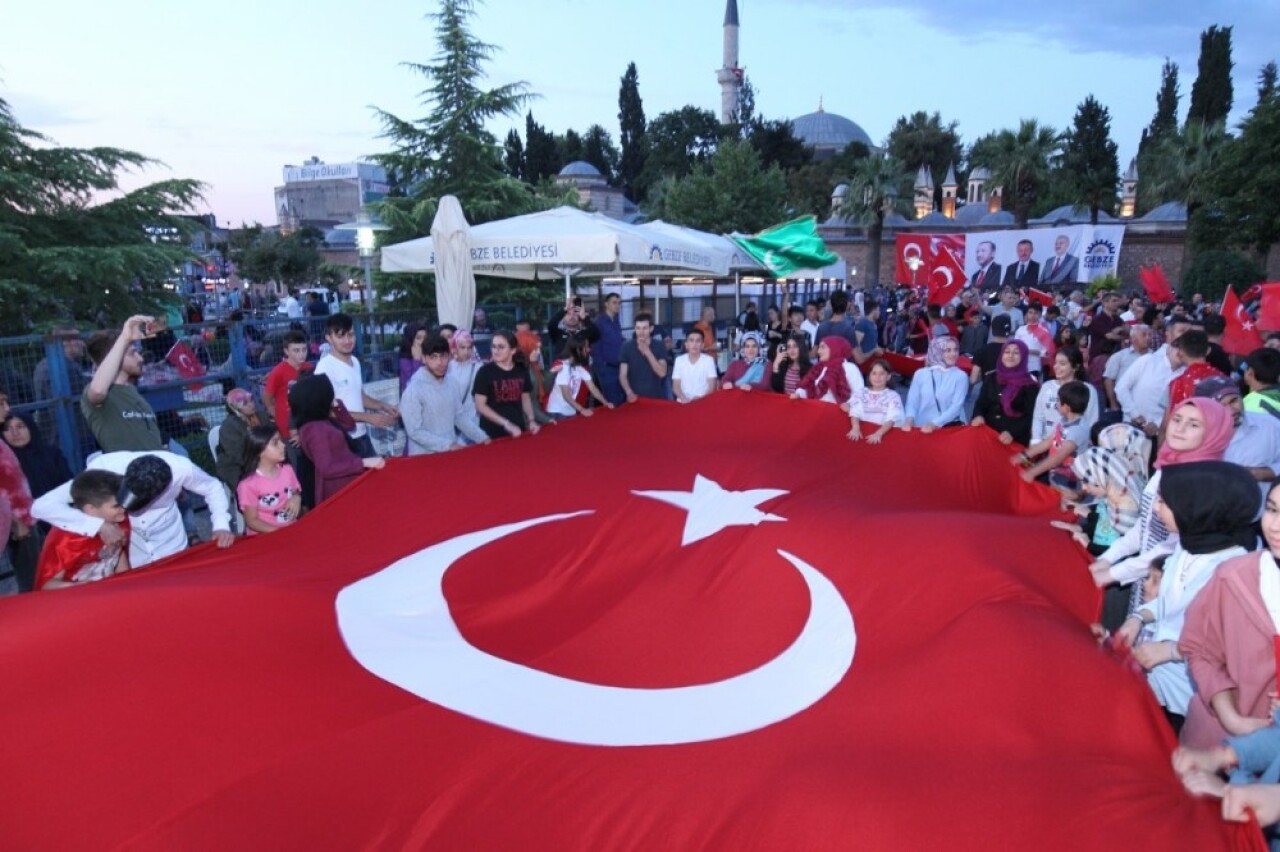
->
<box><xmin>381</xmin><ymin>206</ymin><xmax>732</xmax><ymax>298</ymax></box>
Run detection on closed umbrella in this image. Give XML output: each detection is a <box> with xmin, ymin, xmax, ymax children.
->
<box><xmin>430</xmin><ymin>195</ymin><xmax>476</xmax><ymax>331</ymax></box>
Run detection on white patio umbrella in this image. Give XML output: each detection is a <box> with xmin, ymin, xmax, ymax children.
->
<box><xmin>381</xmin><ymin>206</ymin><xmax>731</xmax><ymax>299</ymax></box>
<box><xmin>429</xmin><ymin>195</ymin><xmax>476</xmax><ymax>331</ymax></box>
<box><xmin>638</xmin><ymin>220</ymin><xmax>765</xmax><ymax>320</ymax></box>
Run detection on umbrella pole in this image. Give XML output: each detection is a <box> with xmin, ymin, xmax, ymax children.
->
<box><xmin>653</xmin><ymin>277</ymin><xmax>660</xmax><ymax>329</ymax></box>
<box><xmin>734</xmin><ymin>272</ymin><xmax>741</xmax><ymax>323</ymax></box>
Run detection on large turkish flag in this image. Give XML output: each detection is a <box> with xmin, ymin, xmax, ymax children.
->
<box><xmin>895</xmin><ymin>234</ymin><xmax>967</xmax><ymax>305</ymax></box>
<box><xmin>0</xmin><ymin>394</ymin><xmax>1261</xmax><ymax>850</ymax></box>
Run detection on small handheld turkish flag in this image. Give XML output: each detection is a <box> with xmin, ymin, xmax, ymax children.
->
<box><xmin>165</xmin><ymin>340</ymin><xmax>206</xmax><ymax>379</ymax></box>
<box><xmin>1138</xmin><ymin>264</ymin><xmax>1176</xmax><ymax>304</ymax></box>
<box><xmin>1222</xmin><ymin>286</ymin><xmax>1265</xmax><ymax>355</ymax></box>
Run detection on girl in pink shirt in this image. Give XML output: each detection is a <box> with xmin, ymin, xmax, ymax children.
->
<box><xmin>236</xmin><ymin>425</ymin><xmax>302</xmax><ymax>535</ymax></box>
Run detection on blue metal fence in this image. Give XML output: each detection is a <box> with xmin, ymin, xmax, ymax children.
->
<box><xmin>0</xmin><ymin>311</ymin><xmax>428</xmax><ymax>475</ymax></box>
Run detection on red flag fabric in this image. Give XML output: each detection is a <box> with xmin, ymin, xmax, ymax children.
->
<box><xmin>895</xmin><ymin>234</ymin><xmax>966</xmax><ymax>305</ymax></box>
<box><xmin>895</xmin><ymin>234</ymin><xmax>931</xmax><ymax>287</ymax></box>
<box><xmin>1258</xmin><ymin>283</ymin><xmax>1280</xmax><ymax>331</ymax></box>
<box><xmin>1138</xmin><ymin>264</ymin><xmax>1176</xmax><ymax>304</ymax></box>
<box><xmin>165</xmin><ymin>340</ymin><xmax>206</xmax><ymax>379</ymax></box>
<box><xmin>1026</xmin><ymin>287</ymin><xmax>1055</xmax><ymax>308</ymax></box>
<box><xmin>0</xmin><ymin>395</ymin><xmax>1262</xmax><ymax>851</ymax></box>
<box><xmin>1223</xmin><ymin>286</ymin><xmax>1266</xmax><ymax>355</ymax></box>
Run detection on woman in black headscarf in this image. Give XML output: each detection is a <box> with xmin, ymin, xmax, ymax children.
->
<box><xmin>2</xmin><ymin>413</ymin><xmax>70</xmax><ymax>592</ymax></box>
<box><xmin>1114</xmin><ymin>461</ymin><xmax>1260</xmax><ymax>733</ymax></box>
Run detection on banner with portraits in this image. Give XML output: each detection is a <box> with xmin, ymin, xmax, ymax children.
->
<box><xmin>962</xmin><ymin>225</ymin><xmax>1126</xmax><ymax>290</ymax></box>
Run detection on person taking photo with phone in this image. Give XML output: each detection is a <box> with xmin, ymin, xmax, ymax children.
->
<box><xmin>82</xmin><ymin>315</ymin><xmax>164</xmax><ymax>453</ymax></box>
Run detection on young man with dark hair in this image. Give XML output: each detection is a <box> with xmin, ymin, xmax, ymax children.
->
<box><xmin>33</xmin><ymin>452</ymin><xmax>233</xmax><ymax>568</ymax></box>
<box><xmin>672</xmin><ymin>329</ymin><xmax>716</xmax><ymax>403</ymax></box>
<box><xmin>851</xmin><ymin>300</ymin><xmax>883</xmax><ymax>365</ymax></box>
<box><xmin>81</xmin><ymin>315</ymin><xmax>164</xmax><ymax>452</ymax></box>
<box><xmin>619</xmin><ymin>312</ymin><xmax>669</xmax><ymax>402</ymax></box>
<box><xmin>801</xmin><ymin>300</ymin><xmax>821</xmax><ymax>346</ymax></box>
<box><xmin>314</xmin><ymin>313</ymin><xmax>398</xmax><ymax>457</ymax></box>
<box><xmin>1243</xmin><ymin>347</ymin><xmax>1280</xmax><ymax>419</ymax></box>
<box><xmin>816</xmin><ymin>290</ymin><xmax>858</xmax><ymax>350</ymax></box>
<box><xmin>594</xmin><ymin>292</ymin><xmax>625</xmax><ymax>405</ymax></box>
<box><xmin>1200</xmin><ymin>313</ymin><xmax>1233</xmax><ymax>376</ymax></box>
<box><xmin>35</xmin><ymin>470</ymin><xmax>131</xmax><ymax>590</ymax></box>
<box><xmin>1168</xmin><ymin>328</ymin><xmax>1225</xmax><ymax>409</ymax></box>
<box><xmin>401</xmin><ymin>335</ymin><xmax>489</xmax><ymax>454</ymax></box>
<box><xmin>262</xmin><ymin>330</ymin><xmax>312</xmax><ymax>442</ymax></box>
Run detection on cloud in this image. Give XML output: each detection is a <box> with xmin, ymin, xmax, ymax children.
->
<box><xmin>788</xmin><ymin>0</ymin><xmax>1278</xmax><ymax>70</ymax></box>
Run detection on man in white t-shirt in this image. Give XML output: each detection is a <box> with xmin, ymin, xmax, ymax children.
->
<box><xmin>313</xmin><ymin>313</ymin><xmax>399</xmax><ymax>457</ymax></box>
<box><xmin>672</xmin><ymin>328</ymin><xmax>718</xmax><ymax>403</ymax></box>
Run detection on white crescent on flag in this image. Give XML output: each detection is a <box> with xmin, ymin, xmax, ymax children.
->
<box><xmin>335</xmin><ymin>508</ymin><xmax>856</xmax><ymax>747</ymax></box>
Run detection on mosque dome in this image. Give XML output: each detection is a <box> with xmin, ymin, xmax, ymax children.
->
<box><xmin>558</xmin><ymin>160</ymin><xmax>603</xmax><ymax>178</ymax></box>
<box><xmin>791</xmin><ymin>105</ymin><xmax>873</xmax><ymax>152</ymax></box>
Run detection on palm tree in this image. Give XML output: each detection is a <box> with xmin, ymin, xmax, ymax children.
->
<box><xmin>1144</xmin><ymin>119</ymin><xmax>1229</xmax><ymax>270</ymax></box>
<box><xmin>987</xmin><ymin>119</ymin><xmax>1062</xmax><ymax>228</ymax></box>
<box><xmin>1144</xmin><ymin>119</ymin><xmax>1228</xmax><ymax>220</ymax></box>
<box><xmin>837</xmin><ymin>154</ymin><xmax>911</xmax><ymax>289</ymax></box>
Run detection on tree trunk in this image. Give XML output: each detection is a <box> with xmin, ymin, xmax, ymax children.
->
<box><xmin>865</xmin><ymin>216</ymin><xmax>884</xmax><ymax>289</ymax></box>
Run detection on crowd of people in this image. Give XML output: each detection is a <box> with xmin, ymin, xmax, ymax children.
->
<box><xmin>8</xmin><ymin>281</ymin><xmax>1280</xmax><ymax>838</ymax></box>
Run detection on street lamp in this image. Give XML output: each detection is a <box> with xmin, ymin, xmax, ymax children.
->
<box><xmin>336</xmin><ymin>209</ymin><xmax>389</xmax><ymax>350</ymax></box>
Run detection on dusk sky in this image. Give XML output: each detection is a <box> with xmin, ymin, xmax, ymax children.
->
<box><xmin>2</xmin><ymin>0</ymin><xmax>1275</xmax><ymax>228</ymax></box>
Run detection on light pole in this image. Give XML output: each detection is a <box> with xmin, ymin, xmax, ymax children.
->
<box><xmin>336</xmin><ymin>209</ymin><xmax>389</xmax><ymax>351</ymax></box>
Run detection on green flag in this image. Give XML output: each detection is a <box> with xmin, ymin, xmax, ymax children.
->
<box><xmin>731</xmin><ymin>216</ymin><xmax>839</xmax><ymax>277</ymax></box>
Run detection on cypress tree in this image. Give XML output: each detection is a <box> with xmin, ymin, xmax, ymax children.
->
<box><xmin>1188</xmin><ymin>25</ymin><xmax>1234</xmax><ymax>126</ymax></box>
<box><xmin>617</xmin><ymin>62</ymin><xmax>648</xmax><ymax>200</ymax></box>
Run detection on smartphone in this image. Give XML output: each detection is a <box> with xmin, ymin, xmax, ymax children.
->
<box><xmin>138</xmin><ymin>320</ymin><xmax>156</xmax><ymax>338</ymax></box>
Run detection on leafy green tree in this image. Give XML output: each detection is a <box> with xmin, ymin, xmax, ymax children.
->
<box><xmin>986</xmin><ymin>119</ymin><xmax>1062</xmax><ymax>228</ymax></box>
<box><xmin>836</xmin><ymin>155</ymin><xmax>911</xmax><ymax>288</ymax></box>
<box><xmin>1180</xmin><ymin>249</ymin><xmax>1263</xmax><ymax>301</ymax></box>
<box><xmin>786</xmin><ymin>143</ymin><xmax>870</xmax><ymax>219</ymax></box>
<box><xmin>581</xmin><ymin>125</ymin><xmax>620</xmax><ymax>182</ymax></box>
<box><xmin>558</xmin><ymin>129</ymin><xmax>583</xmax><ymax>168</ymax></box>
<box><xmin>886</xmin><ymin>111</ymin><xmax>963</xmax><ymax>204</ymax></box>
<box><xmin>523</xmin><ymin>112</ymin><xmax>561</xmax><ymax>183</ymax></box>
<box><xmin>1197</xmin><ymin>97</ymin><xmax>1280</xmax><ymax>255</ymax></box>
<box><xmin>617</xmin><ymin>62</ymin><xmax>648</xmax><ymax>201</ymax></box>
<box><xmin>1145</xmin><ymin>120</ymin><xmax>1228</xmax><ymax>219</ymax></box>
<box><xmin>371</xmin><ymin>0</ymin><xmax>554</xmax><ymax>312</ymax></box>
<box><xmin>648</xmin><ymin>140</ymin><xmax>788</xmax><ymax>234</ymax></box>
<box><xmin>232</xmin><ymin>226</ymin><xmax>327</xmax><ymax>291</ymax></box>
<box><xmin>1187</xmin><ymin>25</ymin><xmax>1234</xmax><ymax>126</ymax></box>
<box><xmin>1060</xmin><ymin>96</ymin><xmax>1119</xmax><ymax>224</ymax></box>
<box><xmin>0</xmin><ymin>96</ymin><xmax>203</xmax><ymax>334</ymax></box>
<box><xmin>747</xmin><ymin>118</ymin><xmax>810</xmax><ymax>172</ymax></box>
<box><xmin>638</xmin><ymin>106</ymin><xmax>724</xmax><ymax>197</ymax></box>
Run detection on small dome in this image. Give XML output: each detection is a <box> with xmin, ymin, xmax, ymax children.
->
<box><xmin>1136</xmin><ymin>201</ymin><xmax>1187</xmax><ymax>223</ymax></box>
<box><xmin>832</xmin><ymin>183</ymin><xmax>849</xmax><ymax>197</ymax></box>
<box><xmin>952</xmin><ymin>204</ymin><xmax>989</xmax><ymax>225</ymax></box>
<box><xmin>558</xmin><ymin>160</ymin><xmax>602</xmax><ymax>177</ymax></box>
<box><xmin>1030</xmin><ymin>205</ymin><xmax>1118</xmax><ymax>226</ymax></box>
<box><xmin>969</xmin><ymin>166</ymin><xmax>991</xmax><ymax>181</ymax></box>
<box><xmin>978</xmin><ymin>211</ymin><xmax>1015</xmax><ymax>227</ymax></box>
<box><xmin>791</xmin><ymin>107</ymin><xmax>873</xmax><ymax>150</ymax></box>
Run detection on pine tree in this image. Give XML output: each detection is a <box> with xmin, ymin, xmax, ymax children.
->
<box><xmin>1060</xmin><ymin>96</ymin><xmax>1119</xmax><ymax>224</ymax></box>
<box><xmin>370</xmin><ymin>0</ymin><xmax>569</xmax><ymax>312</ymax></box>
<box><xmin>503</xmin><ymin>128</ymin><xmax>524</xmax><ymax>180</ymax></box>
<box><xmin>617</xmin><ymin>62</ymin><xmax>648</xmax><ymax>201</ymax></box>
<box><xmin>1258</xmin><ymin>62</ymin><xmax>1278</xmax><ymax>110</ymax></box>
<box><xmin>0</xmin><ymin>97</ymin><xmax>203</xmax><ymax>334</ymax></box>
<box><xmin>1188</xmin><ymin>25</ymin><xmax>1234</xmax><ymax>126</ymax></box>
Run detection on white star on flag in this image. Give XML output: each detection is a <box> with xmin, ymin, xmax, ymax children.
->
<box><xmin>633</xmin><ymin>475</ymin><xmax>788</xmax><ymax>546</ymax></box>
